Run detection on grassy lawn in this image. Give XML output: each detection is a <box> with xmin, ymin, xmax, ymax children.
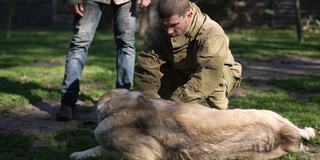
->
<box><xmin>0</xmin><ymin>29</ymin><xmax>119</xmax><ymax>113</ymax></box>
<box><xmin>228</xmin><ymin>29</ymin><xmax>320</xmax><ymax>59</ymax></box>
<box><xmin>0</xmin><ymin>28</ymin><xmax>319</xmax><ymax>159</ymax></box>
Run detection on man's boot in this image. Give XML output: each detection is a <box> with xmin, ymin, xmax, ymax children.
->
<box><xmin>56</xmin><ymin>93</ymin><xmax>77</xmax><ymax>121</ymax></box>
<box><xmin>56</xmin><ymin>104</ymin><xmax>73</xmax><ymax>121</ymax></box>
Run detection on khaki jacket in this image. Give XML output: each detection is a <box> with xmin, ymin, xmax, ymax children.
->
<box><xmin>134</xmin><ymin>3</ymin><xmax>241</xmax><ymax>103</ymax></box>
<box><xmin>69</xmin><ymin>0</ymin><xmax>129</xmax><ymax>5</ymax></box>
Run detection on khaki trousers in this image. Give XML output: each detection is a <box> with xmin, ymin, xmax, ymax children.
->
<box><xmin>159</xmin><ymin>62</ymin><xmax>242</xmax><ymax>109</ymax></box>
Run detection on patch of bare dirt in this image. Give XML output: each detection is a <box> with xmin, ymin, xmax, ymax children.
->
<box><xmin>0</xmin><ymin>101</ymin><xmax>97</xmax><ymax>135</ymax></box>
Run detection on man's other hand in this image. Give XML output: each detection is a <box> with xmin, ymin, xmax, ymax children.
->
<box><xmin>137</xmin><ymin>0</ymin><xmax>151</xmax><ymax>8</ymax></box>
<box><xmin>161</xmin><ymin>99</ymin><xmax>176</xmax><ymax>105</ymax></box>
<box><xmin>71</xmin><ymin>3</ymin><xmax>84</xmax><ymax>16</ymax></box>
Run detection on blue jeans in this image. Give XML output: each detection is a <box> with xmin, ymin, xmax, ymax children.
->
<box><xmin>61</xmin><ymin>0</ymin><xmax>136</xmax><ymax>104</ymax></box>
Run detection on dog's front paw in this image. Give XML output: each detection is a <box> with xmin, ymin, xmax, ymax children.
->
<box><xmin>70</xmin><ymin>151</ymin><xmax>87</xmax><ymax>160</ymax></box>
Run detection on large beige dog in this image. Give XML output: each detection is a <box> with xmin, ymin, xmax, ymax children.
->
<box><xmin>70</xmin><ymin>89</ymin><xmax>316</xmax><ymax>160</ymax></box>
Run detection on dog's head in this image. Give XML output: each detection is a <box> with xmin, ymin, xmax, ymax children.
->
<box><xmin>96</xmin><ymin>89</ymin><xmax>145</xmax><ymax>122</ymax></box>
<box><xmin>96</xmin><ymin>89</ymin><xmax>175</xmax><ymax>122</ymax></box>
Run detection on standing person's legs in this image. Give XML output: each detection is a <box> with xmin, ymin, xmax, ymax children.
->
<box><xmin>57</xmin><ymin>0</ymin><xmax>103</xmax><ymax>121</ymax></box>
<box><xmin>112</xmin><ymin>1</ymin><xmax>137</xmax><ymax>89</ymax></box>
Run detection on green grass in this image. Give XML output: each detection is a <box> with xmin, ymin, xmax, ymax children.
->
<box><xmin>228</xmin><ymin>29</ymin><xmax>320</xmax><ymax>59</ymax></box>
<box><xmin>0</xmin><ymin>28</ymin><xmax>319</xmax><ymax>159</ymax></box>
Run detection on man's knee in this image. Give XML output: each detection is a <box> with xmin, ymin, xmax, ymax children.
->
<box><xmin>224</xmin><ymin>63</ymin><xmax>242</xmax><ymax>96</ymax></box>
<box><xmin>206</xmin><ymin>96</ymin><xmax>228</xmax><ymax>110</ymax></box>
<box><xmin>206</xmin><ymin>85</ymin><xmax>229</xmax><ymax>110</ymax></box>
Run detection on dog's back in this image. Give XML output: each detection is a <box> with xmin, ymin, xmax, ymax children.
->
<box><xmin>128</xmin><ymin>103</ymin><xmax>304</xmax><ymax>160</ymax></box>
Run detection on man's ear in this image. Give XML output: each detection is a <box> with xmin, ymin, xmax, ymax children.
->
<box><xmin>186</xmin><ymin>9</ymin><xmax>193</xmax><ymax>19</ymax></box>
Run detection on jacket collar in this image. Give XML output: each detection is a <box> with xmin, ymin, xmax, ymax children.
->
<box><xmin>185</xmin><ymin>2</ymin><xmax>206</xmax><ymax>40</ymax></box>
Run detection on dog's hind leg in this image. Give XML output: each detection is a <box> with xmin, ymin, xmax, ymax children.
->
<box><xmin>297</xmin><ymin>127</ymin><xmax>316</xmax><ymax>140</ymax></box>
<box><xmin>70</xmin><ymin>145</ymin><xmax>107</xmax><ymax>159</ymax></box>
<box><xmin>262</xmin><ymin>110</ymin><xmax>317</xmax><ymax>140</ymax></box>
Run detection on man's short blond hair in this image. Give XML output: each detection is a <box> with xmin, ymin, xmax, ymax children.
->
<box><xmin>157</xmin><ymin>0</ymin><xmax>190</xmax><ymax>19</ymax></box>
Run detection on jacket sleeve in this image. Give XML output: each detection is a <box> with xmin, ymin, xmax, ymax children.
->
<box><xmin>69</xmin><ymin>0</ymin><xmax>83</xmax><ymax>5</ymax></box>
<box><xmin>134</xmin><ymin>32</ymin><xmax>164</xmax><ymax>98</ymax></box>
<box><xmin>170</xmin><ymin>35</ymin><xmax>228</xmax><ymax>103</ymax></box>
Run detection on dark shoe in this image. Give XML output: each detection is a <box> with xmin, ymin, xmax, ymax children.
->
<box><xmin>56</xmin><ymin>104</ymin><xmax>73</xmax><ymax>121</ymax></box>
<box><xmin>71</xmin><ymin>107</ymin><xmax>79</xmax><ymax>120</ymax></box>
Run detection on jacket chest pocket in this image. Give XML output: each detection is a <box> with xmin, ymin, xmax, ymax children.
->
<box><xmin>172</xmin><ymin>42</ymin><xmax>197</xmax><ymax>71</ymax></box>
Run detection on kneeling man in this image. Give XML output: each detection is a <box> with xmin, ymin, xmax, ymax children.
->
<box><xmin>134</xmin><ymin>0</ymin><xmax>242</xmax><ymax>109</ymax></box>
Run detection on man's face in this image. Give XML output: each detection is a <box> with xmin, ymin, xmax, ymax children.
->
<box><xmin>160</xmin><ymin>10</ymin><xmax>192</xmax><ymax>37</ymax></box>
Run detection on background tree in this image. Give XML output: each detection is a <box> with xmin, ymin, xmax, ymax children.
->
<box><xmin>295</xmin><ymin>0</ymin><xmax>304</xmax><ymax>44</ymax></box>
<box><xmin>6</xmin><ymin>0</ymin><xmax>15</xmax><ymax>39</ymax></box>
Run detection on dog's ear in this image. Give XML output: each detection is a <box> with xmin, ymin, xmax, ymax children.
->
<box><xmin>137</xmin><ymin>95</ymin><xmax>147</xmax><ymax>104</ymax></box>
<box><xmin>96</xmin><ymin>89</ymin><xmax>131</xmax><ymax>111</ymax></box>
<box><xmin>137</xmin><ymin>95</ymin><xmax>157</xmax><ymax>108</ymax></box>
<box><xmin>96</xmin><ymin>93</ymin><xmax>113</xmax><ymax>111</ymax></box>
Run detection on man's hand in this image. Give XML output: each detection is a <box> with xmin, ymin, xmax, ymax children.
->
<box><xmin>160</xmin><ymin>99</ymin><xmax>176</xmax><ymax>105</ymax></box>
<box><xmin>71</xmin><ymin>3</ymin><xmax>84</xmax><ymax>16</ymax></box>
<box><xmin>137</xmin><ymin>0</ymin><xmax>151</xmax><ymax>8</ymax></box>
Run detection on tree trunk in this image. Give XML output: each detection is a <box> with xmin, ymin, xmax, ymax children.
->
<box><xmin>52</xmin><ymin>0</ymin><xmax>57</xmax><ymax>25</ymax></box>
<box><xmin>295</xmin><ymin>0</ymin><xmax>303</xmax><ymax>44</ymax></box>
<box><xmin>6</xmin><ymin>0</ymin><xmax>15</xmax><ymax>39</ymax></box>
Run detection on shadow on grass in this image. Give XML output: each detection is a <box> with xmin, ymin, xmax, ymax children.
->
<box><xmin>0</xmin><ymin>125</ymin><xmax>112</xmax><ymax>160</ymax></box>
<box><xmin>0</xmin><ymin>133</ymin><xmax>34</xmax><ymax>160</ymax></box>
<box><xmin>0</xmin><ymin>77</ymin><xmax>54</xmax><ymax>103</ymax></box>
<box><xmin>0</xmin><ymin>77</ymin><xmax>93</xmax><ymax>113</ymax></box>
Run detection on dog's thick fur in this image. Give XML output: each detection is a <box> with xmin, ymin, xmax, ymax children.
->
<box><xmin>70</xmin><ymin>89</ymin><xmax>316</xmax><ymax>160</ymax></box>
